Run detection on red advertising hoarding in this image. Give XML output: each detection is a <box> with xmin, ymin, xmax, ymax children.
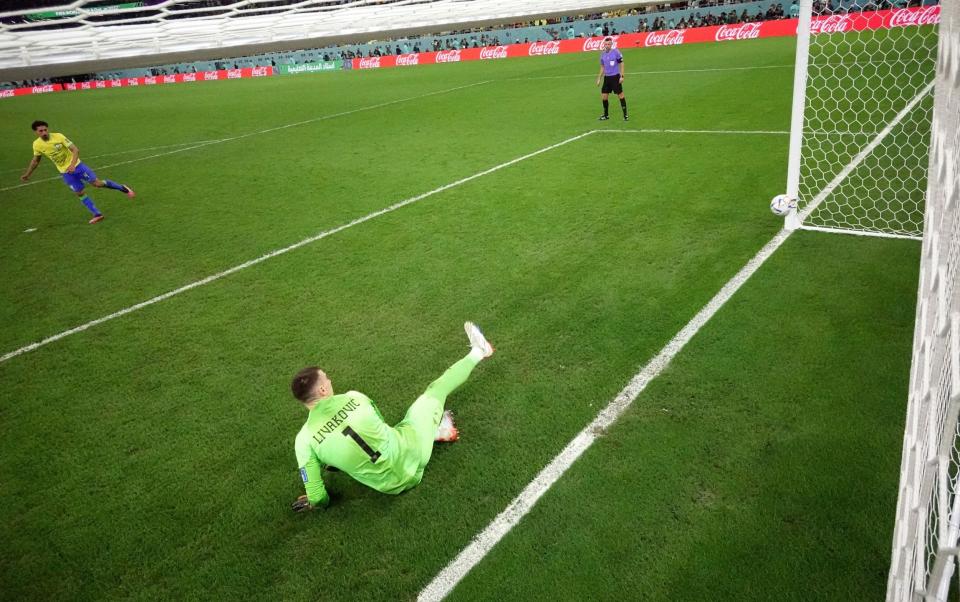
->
<box><xmin>2</xmin><ymin>66</ymin><xmax>273</xmax><ymax>99</ymax></box>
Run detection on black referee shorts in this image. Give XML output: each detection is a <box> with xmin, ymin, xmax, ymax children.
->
<box><xmin>601</xmin><ymin>74</ymin><xmax>623</xmax><ymax>95</ymax></box>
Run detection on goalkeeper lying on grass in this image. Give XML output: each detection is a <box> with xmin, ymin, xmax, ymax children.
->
<box><xmin>290</xmin><ymin>322</ymin><xmax>495</xmax><ymax>511</ymax></box>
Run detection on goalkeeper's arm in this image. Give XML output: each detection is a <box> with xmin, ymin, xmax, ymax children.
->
<box><xmin>293</xmin><ymin>446</ymin><xmax>330</xmax><ymax>511</ymax></box>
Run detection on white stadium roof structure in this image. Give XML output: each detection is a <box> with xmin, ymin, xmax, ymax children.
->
<box><xmin>0</xmin><ymin>0</ymin><xmax>650</xmax><ymax>80</ymax></box>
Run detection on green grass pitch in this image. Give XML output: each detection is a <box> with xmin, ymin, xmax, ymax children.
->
<box><xmin>0</xmin><ymin>34</ymin><xmax>922</xmax><ymax>600</ymax></box>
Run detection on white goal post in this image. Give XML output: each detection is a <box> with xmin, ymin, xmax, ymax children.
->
<box><xmin>887</xmin><ymin>0</ymin><xmax>960</xmax><ymax>598</ymax></box>
<box><xmin>783</xmin><ymin>0</ymin><xmax>940</xmax><ymax>240</ymax></box>
<box><xmin>784</xmin><ymin>1</ymin><xmax>957</xmax><ymax>598</ymax></box>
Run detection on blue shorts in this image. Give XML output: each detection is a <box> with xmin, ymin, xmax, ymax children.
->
<box><xmin>61</xmin><ymin>162</ymin><xmax>97</xmax><ymax>193</ymax></box>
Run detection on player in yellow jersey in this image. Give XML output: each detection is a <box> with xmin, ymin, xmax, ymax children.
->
<box><xmin>20</xmin><ymin>120</ymin><xmax>136</xmax><ymax>224</ymax></box>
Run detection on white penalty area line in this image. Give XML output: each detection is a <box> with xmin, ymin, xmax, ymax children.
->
<box><xmin>0</xmin><ymin>81</ymin><xmax>491</xmax><ymax>193</ymax></box>
<box><xmin>418</xmin><ymin>84</ymin><xmax>935</xmax><ymax>601</ymax></box>
<box><xmin>601</xmin><ymin>127</ymin><xmax>788</xmax><ymax>135</ymax></box>
<box><xmin>0</xmin><ymin>125</ymin><xmax>806</xmax><ymax>365</ymax></box>
<box><xmin>603</xmin><ymin>128</ymin><xmax>884</xmax><ymax>137</ymax></box>
<box><xmin>0</xmin><ymin>140</ymin><xmax>226</xmax><ymax>175</ymax></box>
<box><xmin>0</xmin><ymin>128</ymin><xmax>594</xmax><ymax>365</ymax></box>
<box><xmin>506</xmin><ymin>64</ymin><xmax>793</xmax><ymax>81</ymax></box>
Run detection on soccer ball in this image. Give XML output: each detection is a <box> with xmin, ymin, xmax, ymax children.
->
<box><xmin>770</xmin><ymin>194</ymin><xmax>795</xmax><ymax>216</ymax></box>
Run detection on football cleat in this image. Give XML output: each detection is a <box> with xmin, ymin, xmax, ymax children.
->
<box><xmin>598</xmin><ymin>115</ymin><xmax>610</xmax><ymax>121</ymax></box>
<box><xmin>434</xmin><ymin>409</ymin><xmax>459</xmax><ymax>442</ymax></box>
<box><xmin>623</xmin><ymin>115</ymin><xmax>629</xmax><ymax>121</ymax></box>
<box><xmin>88</xmin><ymin>215</ymin><xmax>104</xmax><ymax>224</ymax></box>
<box><xmin>464</xmin><ymin>321</ymin><xmax>495</xmax><ymax>358</ymax></box>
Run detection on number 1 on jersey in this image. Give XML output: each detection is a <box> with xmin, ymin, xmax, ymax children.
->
<box><xmin>342</xmin><ymin>426</ymin><xmax>381</xmax><ymax>463</ymax></box>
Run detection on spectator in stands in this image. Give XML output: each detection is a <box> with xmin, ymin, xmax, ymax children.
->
<box><xmin>790</xmin><ymin>1</ymin><xmax>800</xmax><ymax>17</ymax></box>
<box><xmin>567</xmin><ymin>25</ymin><xmax>575</xmax><ymax>39</ymax></box>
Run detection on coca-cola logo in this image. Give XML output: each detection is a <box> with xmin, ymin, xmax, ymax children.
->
<box><xmin>359</xmin><ymin>57</ymin><xmax>381</xmax><ymax>69</ymax></box>
<box><xmin>203</xmin><ymin>71</ymin><xmax>219</xmax><ymax>80</ymax></box>
<box><xmin>436</xmin><ymin>50</ymin><xmax>461</xmax><ymax>63</ymax></box>
<box><xmin>810</xmin><ymin>14</ymin><xmax>853</xmax><ymax>34</ymax></box>
<box><xmin>397</xmin><ymin>54</ymin><xmax>420</xmax><ymax>66</ymax></box>
<box><xmin>0</xmin><ymin>89</ymin><xmax>14</xmax><ymax>97</ymax></box>
<box><xmin>96</xmin><ymin>81</ymin><xmax>107</xmax><ymax>88</ymax></box>
<box><xmin>251</xmin><ymin>67</ymin><xmax>270</xmax><ymax>77</ymax></box>
<box><xmin>126</xmin><ymin>78</ymin><xmax>138</xmax><ymax>86</ymax></box>
<box><xmin>110</xmin><ymin>79</ymin><xmax>122</xmax><ymax>87</ymax></box>
<box><xmin>644</xmin><ymin>30</ymin><xmax>685</xmax><ymax>46</ymax></box>
<box><xmin>81</xmin><ymin>81</ymin><xmax>92</xmax><ymax>89</ymax></box>
<box><xmin>583</xmin><ymin>36</ymin><xmax>620</xmax><ymax>51</ymax></box>
<box><xmin>889</xmin><ymin>6</ymin><xmax>940</xmax><ymax>28</ymax></box>
<box><xmin>182</xmin><ymin>73</ymin><xmax>196</xmax><ymax>82</ymax></box>
<box><xmin>227</xmin><ymin>69</ymin><xmax>242</xmax><ymax>79</ymax></box>
<box><xmin>65</xmin><ymin>83</ymin><xmax>77</xmax><ymax>90</ymax></box>
<box><xmin>715</xmin><ymin>22</ymin><xmax>763</xmax><ymax>42</ymax></box>
<box><xmin>162</xmin><ymin>75</ymin><xmax>176</xmax><ymax>83</ymax></box>
<box><xmin>528</xmin><ymin>40</ymin><xmax>561</xmax><ymax>56</ymax></box>
<box><xmin>144</xmin><ymin>77</ymin><xmax>156</xmax><ymax>85</ymax></box>
<box><xmin>32</xmin><ymin>85</ymin><xmax>55</xmax><ymax>93</ymax></box>
<box><xmin>480</xmin><ymin>46</ymin><xmax>508</xmax><ymax>60</ymax></box>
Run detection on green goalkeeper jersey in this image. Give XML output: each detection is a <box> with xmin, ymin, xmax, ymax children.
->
<box><xmin>295</xmin><ymin>390</ymin><xmax>424</xmax><ymax>507</ymax></box>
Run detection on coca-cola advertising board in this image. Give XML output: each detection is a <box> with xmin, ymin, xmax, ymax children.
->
<box><xmin>351</xmin><ymin>6</ymin><xmax>939</xmax><ymax>70</ymax></box>
<box><xmin>1</xmin><ymin>67</ymin><xmax>275</xmax><ymax>99</ymax></box>
<box><xmin>2</xmin><ymin>83</ymin><xmax>63</xmax><ymax>97</ymax></box>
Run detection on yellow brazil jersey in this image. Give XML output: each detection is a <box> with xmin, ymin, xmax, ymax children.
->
<box><xmin>32</xmin><ymin>133</ymin><xmax>75</xmax><ymax>173</ymax></box>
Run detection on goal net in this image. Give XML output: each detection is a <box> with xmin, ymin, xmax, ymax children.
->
<box><xmin>886</xmin><ymin>0</ymin><xmax>959</xmax><ymax>599</ymax></box>
<box><xmin>787</xmin><ymin>1</ymin><xmax>940</xmax><ymax>240</ymax></box>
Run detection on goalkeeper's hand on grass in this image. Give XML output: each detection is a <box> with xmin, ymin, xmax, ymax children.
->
<box><xmin>291</xmin><ymin>495</ymin><xmax>314</xmax><ymax>512</ymax></box>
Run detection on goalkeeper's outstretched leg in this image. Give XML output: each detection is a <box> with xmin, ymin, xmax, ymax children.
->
<box><xmin>398</xmin><ymin>322</ymin><xmax>495</xmax><ymax>470</ymax></box>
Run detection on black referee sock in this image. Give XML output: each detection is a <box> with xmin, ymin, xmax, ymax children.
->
<box><xmin>602</xmin><ymin>99</ymin><xmax>609</xmax><ymax>117</ymax></box>
<box><xmin>620</xmin><ymin>97</ymin><xmax>627</xmax><ymax>116</ymax></box>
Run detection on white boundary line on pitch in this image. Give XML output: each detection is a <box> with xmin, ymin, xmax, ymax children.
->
<box><xmin>506</xmin><ymin>64</ymin><xmax>793</xmax><ymax>81</ymax></box>
<box><xmin>416</xmin><ymin>83</ymin><xmax>934</xmax><ymax>602</ymax></box>
<box><xmin>0</xmin><ymin>125</ymin><xmax>799</xmax><ymax>363</ymax></box>
<box><xmin>0</xmin><ymin>129</ymin><xmax>594</xmax><ymax>364</ymax></box>
<box><xmin>0</xmin><ymin>139</ymin><xmax>226</xmax><ymax>175</ymax></box>
<box><xmin>418</xmin><ymin>229</ymin><xmax>796</xmax><ymax>602</ymax></box>
<box><xmin>603</xmin><ymin>128</ymin><xmax>885</xmax><ymax>137</ymax></box>
<box><xmin>601</xmin><ymin>127</ymin><xmax>789</xmax><ymax>135</ymax></box>
<box><xmin>0</xmin><ymin>80</ymin><xmax>491</xmax><ymax>193</ymax></box>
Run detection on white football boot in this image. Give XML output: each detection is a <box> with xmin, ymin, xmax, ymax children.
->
<box><xmin>434</xmin><ymin>409</ymin><xmax>459</xmax><ymax>442</ymax></box>
<box><xmin>464</xmin><ymin>321</ymin><xmax>495</xmax><ymax>358</ymax></box>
